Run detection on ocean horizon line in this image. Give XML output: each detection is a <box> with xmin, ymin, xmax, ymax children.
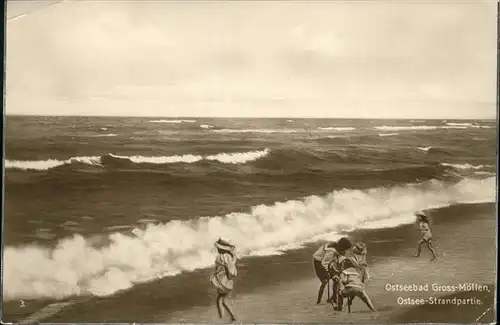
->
<box><xmin>3</xmin><ymin>114</ymin><xmax>497</xmax><ymax>121</ymax></box>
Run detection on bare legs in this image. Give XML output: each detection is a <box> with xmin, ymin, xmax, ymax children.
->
<box><xmin>216</xmin><ymin>292</ymin><xmax>236</xmax><ymax>321</ymax></box>
<box><xmin>358</xmin><ymin>291</ymin><xmax>376</xmax><ymax>312</ymax></box>
<box><xmin>317</xmin><ymin>278</ymin><xmax>329</xmax><ymax>304</ymax></box>
<box><xmin>415</xmin><ymin>239</ymin><xmax>437</xmax><ymax>260</ymax></box>
<box><xmin>338</xmin><ymin>288</ymin><xmax>376</xmax><ymax>313</ymax></box>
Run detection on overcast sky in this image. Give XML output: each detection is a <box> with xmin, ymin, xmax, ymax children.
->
<box><xmin>5</xmin><ymin>0</ymin><xmax>498</xmax><ymax>118</ymax></box>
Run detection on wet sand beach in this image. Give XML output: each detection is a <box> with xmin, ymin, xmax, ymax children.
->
<box><xmin>9</xmin><ymin>203</ymin><xmax>494</xmax><ymax>323</ymax></box>
<box><xmin>162</xmin><ymin>203</ymin><xmax>496</xmax><ymax>324</ymax></box>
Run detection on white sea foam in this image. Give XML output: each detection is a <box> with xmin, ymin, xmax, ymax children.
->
<box><xmin>5</xmin><ymin>157</ymin><xmax>102</xmax><ymax>171</ymax></box>
<box><xmin>205</xmin><ymin>149</ymin><xmax>270</xmax><ymax>164</ymax></box>
<box><xmin>5</xmin><ymin>150</ymin><xmax>271</xmax><ymax>171</ymax></box>
<box><xmin>318</xmin><ymin>127</ymin><xmax>356</xmax><ymax>131</ymax></box>
<box><xmin>378</xmin><ymin>133</ymin><xmax>399</xmax><ymax>137</ymax></box>
<box><xmin>3</xmin><ymin>176</ymin><xmax>495</xmax><ymax>300</ymax></box>
<box><xmin>199</xmin><ymin>124</ymin><xmax>214</xmax><ymax>129</ymax></box>
<box><xmin>441</xmin><ymin>163</ymin><xmax>491</xmax><ymax>170</ymax></box>
<box><xmin>375</xmin><ymin>125</ymin><xmax>439</xmax><ymax>131</ymax></box>
<box><xmin>109</xmin><ymin>153</ymin><xmax>204</xmax><ymax>164</ymax></box>
<box><xmin>440</xmin><ymin>126</ymin><xmax>468</xmax><ymax>129</ymax></box>
<box><xmin>376</xmin><ymin>124</ymin><xmax>492</xmax><ymax>131</ymax></box>
<box><xmin>149</xmin><ymin>120</ymin><xmax>197</xmax><ymax>124</ymax></box>
<box><xmin>93</xmin><ymin>134</ymin><xmax>118</xmax><ymax>137</ymax></box>
<box><xmin>446</xmin><ymin>122</ymin><xmax>473</xmax><ymax>126</ymax></box>
<box><xmin>444</xmin><ymin>122</ymin><xmax>492</xmax><ymax>129</ymax></box>
<box><xmin>110</xmin><ymin>150</ymin><xmax>270</xmax><ymax>165</ymax></box>
<box><xmin>212</xmin><ymin>129</ymin><xmax>298</xmax><ymax>134</ymax></box>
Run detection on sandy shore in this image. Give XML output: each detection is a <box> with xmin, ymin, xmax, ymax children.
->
<box><xmin>6</xmin><ymin>203</ymin><xmax>496</xmax><ymax>323</ymax></box>
<box><xmin>164</xmin><ymin>203</ymin><xmax>496</xmax><ymax>324</ymax></box>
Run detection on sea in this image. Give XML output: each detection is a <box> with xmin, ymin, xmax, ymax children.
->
<box><xmin>2</xmin><ymin>116</ymin><xmax>497</xmax><ymax>322</ymax></box>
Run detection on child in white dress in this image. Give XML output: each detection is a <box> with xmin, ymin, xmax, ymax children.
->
<box><xmin>210</xmin><ymin>238</ymin><xmax>238</xmax><ymax>321</ymax></box>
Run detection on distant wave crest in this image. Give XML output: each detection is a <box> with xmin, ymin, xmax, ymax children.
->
<box><xmin>3</xmin><ymin>176</ymin><xmax>495</xmax><ymax>300</ymax></box>
<box><xmin>149</xmin><ymin>120</ymin><xmax>197</xmax><ymax>124</ymax></box>
<box><xmin>92</xmin><ymin>134</ymin><xmax>118</xmax><ymax>138</ymax></box>
<box><xmin>440</xmin><ymin>162</ymin><xmax>492</xmax><ymax>170</ymax></box>
<box><xmin>375</xmin><ymin>125</ymin><xmax>454</xmax><ymax>131</ymax></box>
<box><xmin>5</xmin><ymin>149</ymin><xmax>271</xmax><ymax>171</ymax></box>
<box><xmin>446</xmin><ymin>122</ymin><xmax>473</xmax><ymax>126</ymax></box>
<box><xmin>212</xmin><ymin>129</ymin><xmax>298</xmax><ymax>134</ymax></box>
<box><xmin>378</xmin><ymin>133</ymin><xmax>399</xmax><ymax>137</ymax></box>
<box><xmin>446</xmin><ymin>122</ymin><xmax>491</xmax><ymax>129</ymax></box>
<box><xmin>375</xmin><ymin>124</ymin><xmax>492</xmax><ymax>131</ymax></box>
<box><xmin>5</xmin><ymin>157</ymin><xmax>102</xmax><ymax>171</ymax></box>
<box><xmin>318</xmin><ymin>127</ymin><xmax>356</xmax><ymax>131</ymax></box>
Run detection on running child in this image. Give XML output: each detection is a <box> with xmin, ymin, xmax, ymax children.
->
<box><xmin>415</xmin><ymin>211</ymin><xmax>437</xmax><ymax>261</ymax></box>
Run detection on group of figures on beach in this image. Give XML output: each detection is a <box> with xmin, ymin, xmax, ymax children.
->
<box><xmin>208</xmin><ymin>211</ymin><xmax>437</xmax><ymax>321</ymax></box>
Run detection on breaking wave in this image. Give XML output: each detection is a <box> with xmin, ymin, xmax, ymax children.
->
<box><xmin>446</xmin><ymin>122</ymin><xmax>492</xmax><ymax>129</ymax></box>
<box><xmin>109</xmin><ymin>153</ymin><xmax>203</xmax><ymax>164</ymax></box>
<box><xmin>5</xmin><ymin>157</ymin><xmax>102</xmax><ymax>171</ymax></box>
<box><xmin>3</xmin><ymin>176</ymin><xmax>495</xmax><ymax>300</ymax></box>
<box><xmin>378</xmin><ymin>133</ymin><xmax>399</xmax><ymax>137</ymax></box>
<box><xmin>318</xmin><ymin>127</ymin><xmax>356</xmax><ymax>131</ymax></box>
<box><xmin>5</xmin><ymin>150</ymin><xmax>271</xmax><ymax>171</ymax></box>
<box><xmin>446</xmin><ymin>122</ymin><xmax>474</xmax><ymax>127</ymax></box>
<box><xmin>440</xmin><ymin>163</ymin><xmax>492</xmax><ymax>170</ymax></box>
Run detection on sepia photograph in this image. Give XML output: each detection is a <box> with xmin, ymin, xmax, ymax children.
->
<box><xmin>2</xmin><ymin>0</ymin><xmax>498</xmax><ymax>323</ymax></box>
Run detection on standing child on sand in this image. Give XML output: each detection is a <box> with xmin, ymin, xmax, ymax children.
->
<box><xmin>415</xmin><ymin>211</ymin><xmax>437</xmax><ymax>261</ymax></box>
<box><xmin>210</xmin><ymin>238</ymin><xmax>238</xmax><ymax>322</ymax></box>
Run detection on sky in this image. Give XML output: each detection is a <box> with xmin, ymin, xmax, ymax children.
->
<box><xmin>5</xmin><ymin>0</ymin><xmax>498</xmax><ymax>118</ymax></box>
